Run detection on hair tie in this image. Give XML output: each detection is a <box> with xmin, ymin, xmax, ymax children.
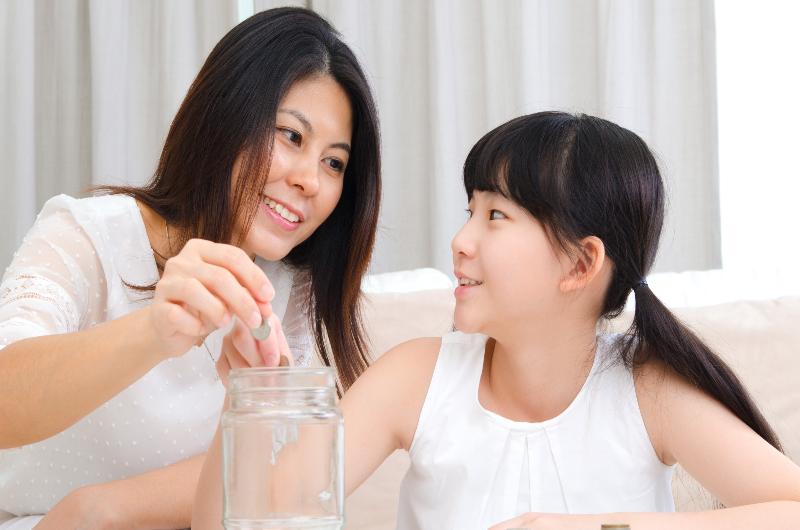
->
<box><xmin>633</xmin><ymin>279</ymin><xmax>648</xmax><ymax>290</ymax></box>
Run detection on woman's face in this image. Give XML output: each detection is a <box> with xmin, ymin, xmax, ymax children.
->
<box><xmin>239</xmin><ymin>75</ymin><xmax>353</xmax><ymax>260</ymax></box>
<box><xmin>451</xmin><ymin>191</ymin><xmax>567</xmax><ymax>335</ymax></box>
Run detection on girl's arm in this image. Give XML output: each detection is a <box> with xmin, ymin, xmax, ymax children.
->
<box><xmin>338</xmin><ymin>337</ymin><xmax>441</xmax><ymax>495</ymax></box>
<box><xmin>493</xmin><ymin>360</ymin><xmax>800</xmax><ymax>529</ymax></box>
<box><xmin>191</xmin><ymin>335</ymin><xmax>441</xmax><ymax>529</ymax></box>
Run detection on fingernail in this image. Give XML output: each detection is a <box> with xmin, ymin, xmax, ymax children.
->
<box><xmin>221</xmin><ymin>312</ymin><xmax>231</xmax><ymax>327</ymax></box>
<box><xmin>260</xmin><ymin>283</ymin><xmax>275</xmax><ymax>301</ymax></box>
<box><xmin>249</xmin><ymin>311</ymin><xmax>262</xmax><ymax>329</ymax></box>
<box><xmin>266</xmin><ymin>354</ymin><xmax>278</xmax><ymax>366</ymax></box>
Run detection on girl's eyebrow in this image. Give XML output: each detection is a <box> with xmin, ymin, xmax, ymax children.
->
<box><xmin>278</xmin><ymin>108</ymin><xmax>351</xmax><ymax>154</ymax></box>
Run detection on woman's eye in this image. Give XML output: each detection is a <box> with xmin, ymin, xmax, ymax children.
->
<box><xmin>326</xmin><ymin>157</ymin><xmax>345</xmax><ymax>172</ymax></box>
<box><xmin>280</xmin><ymin>128</ymin><xmax>302</xmax><ymax>146</ymax></box>
<box><xmin>490</xmin><ymin>210</ymin><xmax>507</xmax><ymax>220</ymax></box>
<box><xmin>465</xmin><ymin>208</ymin><xmax>473</xmax><ymax>219</ymax></box>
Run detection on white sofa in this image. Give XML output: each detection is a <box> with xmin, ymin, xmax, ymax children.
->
<box><xmin>346</xmin><ymin>267</ymin><xmax>800</xmax><ymax>529</ymax></box>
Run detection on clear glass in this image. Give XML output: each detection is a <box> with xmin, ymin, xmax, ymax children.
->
<box><xmin>222</xmin><ymin>367</ymin><xmax>344</xmax><ymax>530</ymax></box>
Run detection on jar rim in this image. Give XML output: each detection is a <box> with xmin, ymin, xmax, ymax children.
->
<box><xmin>228</xmin><ymin>366</ymin><xmax>337</xmax><ymax>393</ymax></box>
<box><xmin>229</xmin><ymin>366</ymin><xmax>335</xmax><ymax>378</ymax></box>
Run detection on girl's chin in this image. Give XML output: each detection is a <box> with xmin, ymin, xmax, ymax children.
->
<box><xmin>452</xmin><ymin>310</ymin><xmax>482</xmax><ymax>335</ymax></box>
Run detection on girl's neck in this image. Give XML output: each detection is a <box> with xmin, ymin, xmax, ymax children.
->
<box><xmin>478</xmin><ymin>317</ymin><xmax>599</xmax><ymax>424</ymax></box>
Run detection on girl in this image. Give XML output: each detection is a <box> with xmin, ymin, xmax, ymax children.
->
<box><xmin>0</xmin><ymin>7</ymin><xmax>379</xmax><ymax>530</ymax></box>
<box><xmin>194</xmin><ymin>112</ymin><xmax>800</xmax><ymax>529</ymax></box>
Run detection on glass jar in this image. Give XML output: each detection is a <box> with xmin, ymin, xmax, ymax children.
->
<box><xmin>222</xmin><ymin>367</ymin><xmax>344</xmax><ymax>530</ymax></box>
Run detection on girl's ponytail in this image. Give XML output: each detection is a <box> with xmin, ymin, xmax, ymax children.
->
<box><xmin>626</xmin><ymin>283</ymin><xmax>783</xmax><ymax>453</ymax></box>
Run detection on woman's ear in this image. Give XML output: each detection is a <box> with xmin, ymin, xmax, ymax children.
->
<box><xmin>559</xmin><ymin>236</ymin><xmax>606</xmax><ymax>293</ymax></box>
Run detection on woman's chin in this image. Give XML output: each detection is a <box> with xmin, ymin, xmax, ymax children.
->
<box><xmin>248</xmin><ymin>239</ymin><xmax>293</xmax><ymax>262</ymax></box>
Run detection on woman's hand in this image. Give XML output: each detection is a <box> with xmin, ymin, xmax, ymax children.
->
<box><xmin>216</xmin><ymin>311</ymin><xmax>294</xmax><ymax>388</ymax></box>
<box><xmin>147</xmin><ymin>239</ymin><xmax>275</xmax><ymax>359</ymax></box>
<box><xmin>33</xmin><ymin>483</ymin><xmax>130</xmax><ymax>530</ymax></box>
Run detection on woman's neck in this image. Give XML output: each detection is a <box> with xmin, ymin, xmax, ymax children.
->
<box><xmin>136</xmin><ymin>200</ymin><xmax>177</xmax><ymax>277</ymax></box>
<box><xmin>478</xmin><ymin>316</ymin><xmax>599</xmax><ymax>423</ymax></box>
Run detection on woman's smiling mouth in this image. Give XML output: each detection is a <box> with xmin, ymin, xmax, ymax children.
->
<box><xmin>261</xmin><ymin>194</ymin><xmax>303</xmax><ymax>231</ymax></box>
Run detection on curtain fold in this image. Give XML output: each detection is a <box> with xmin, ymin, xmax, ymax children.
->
<box><xmin>310</xmin><ymin>0</ymin><xmax>720</xmax><ymax>274</ymax></box>
<box><xmin>0</xmin><ymin>0</ymin><xmax>238</xmax><ymax>269</ymax></box>
<box><xmin>1</xmin><ymin>0</ymin><xmax>719</xmax><ymax>275</ymax></box>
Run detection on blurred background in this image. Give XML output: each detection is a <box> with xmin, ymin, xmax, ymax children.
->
<box><xmin>0</xmin><ymin>0</ymin><xmax>797</xmax><ymax>278</ymax></box>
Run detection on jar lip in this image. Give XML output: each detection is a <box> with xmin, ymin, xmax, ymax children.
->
<box><xmin>229</xmin><ymin>366</ymin><xmax>335</xmax><ymax>378</ymax></box>
<box><xmin>228</xmin><ymin>367</ymin><xmax>337</xmax><ymax>393</ymax></box>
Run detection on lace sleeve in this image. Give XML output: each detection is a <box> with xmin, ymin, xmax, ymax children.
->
<box><xmin>0</xmin><ymin>198</ymin><xmax>107</xmax><ymax>350</ymax></box>
<box><xmin>282</xmin><ymin>271</ymin><xmax>316</xmax><ymax>367</ymax></box>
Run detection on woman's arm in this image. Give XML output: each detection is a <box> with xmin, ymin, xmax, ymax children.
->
<box><xmin>191</xmin><ymin>335</ymin><xmax>441</xmax><ymax>529</ymax></box>
<box><xmin>0</xmin><ymin>239</ymin><xmax>275</xmax><ymax>448</ymax></box>
<box><xmin>34</xmin><ymin>451</ymin><xmax>207</xmax><ymax>530</ymax></box>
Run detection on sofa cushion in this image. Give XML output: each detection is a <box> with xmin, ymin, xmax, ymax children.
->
<box><xmin>346</xmin><ymin>290</ymin><xmax>800</xmax><ymax>527</ymax></box>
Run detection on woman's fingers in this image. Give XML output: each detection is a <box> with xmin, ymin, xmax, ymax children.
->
<box><xmin>191</xmin><ymin>263</ymin><xmax>263</xmax><ymax>329</ymax></box>
<box><xmin>155</xmin><ymin>301</ymin><xmax>207</xmax><ymax>337</ymax></box>
<box><xmin>256</xmin><ymin>313</ymin><xmax>293</xmax><ymax>367</ymax></box>
<box><xmin>189</xmin><ymin>240</ymin><xmax>275</xmax><ymax>303</ymax></box>
<box><xmin>159</xmin><ymin>276</ymin><xmax>232</xmax><ymax>329</ymax></box>
<box><xmin>230</xmin><ymin>317</ymin><xmax>265</xmax><ymax>368</ymax></box>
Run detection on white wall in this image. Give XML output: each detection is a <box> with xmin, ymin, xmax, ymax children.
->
<box><xmin>717</xmin><ymin>1</ymin><xmax>800</xmax><ymax>270</ymax></box>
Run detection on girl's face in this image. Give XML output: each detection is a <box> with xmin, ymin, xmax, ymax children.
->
<box><xmin>239</xmin><ymin>75</ymin><xmax>353</xmax><ymax>260</ymax></box>
<box><xmin>452</xmin><ymin>191</ymin><xmax>569</xmax><ymax>335</ymax></box>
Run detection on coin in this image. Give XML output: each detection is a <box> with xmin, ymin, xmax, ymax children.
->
<box><xmin>250</xmin><ymin>317</ymin><xmax>271</xmax><ymax>341</ymax></box>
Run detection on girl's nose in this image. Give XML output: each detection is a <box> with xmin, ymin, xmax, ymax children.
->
<box><xmin>451</xmin><ymin>219</ymin><xmax>476</xmax><ymax>260</ymax></box>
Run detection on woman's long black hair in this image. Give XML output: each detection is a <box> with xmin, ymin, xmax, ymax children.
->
<box><xmin>97</xmin><ymin>7</ymin><xmax>381</xmax><ymax>392</ymax></box>
<box><xmin>463</xmin><ymin>111</ymin><xmax>782</xmax><ymax>452</ymax></box>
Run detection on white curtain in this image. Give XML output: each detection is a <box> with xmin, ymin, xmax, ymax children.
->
<box><xmin>0</xmin><ymin>0</ymin><xmax>237</xmax><ymax>269</ymax></box>
<box><xmin>1</xmin><ymin>0</ymin><xmax>719</xmax><ymax>275</ymax></box>
<box><xmin>301</xmin><ymin>0</ymin><xmax>721</xmax><ymax>274</ymax></box>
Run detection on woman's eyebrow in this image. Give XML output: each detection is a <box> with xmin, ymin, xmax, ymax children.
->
<box><xmin>331</xmin><ymin>142</ymin><xmax>351</xmax><ymax>154</ymax></box>
<box><xmin>278</xmin><ymin>108</ymin><xmax>312</xmax><ymax>132</ymax></box>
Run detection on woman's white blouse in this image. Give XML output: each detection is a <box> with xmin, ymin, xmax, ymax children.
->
<box><xmin>397</xmin><ymin>332</ymin><xmax>676</xmax><ymax>530</ymax></box>
<box><xmin>0</xmin><ymin>194</ymin><xmax>315</xmax><ymax>516</ymax></box>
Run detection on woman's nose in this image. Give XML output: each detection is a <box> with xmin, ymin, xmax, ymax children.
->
<box><xmin>286</xmin><ymin>156</ymin><xmax>320</xmax><ymax>196</ymax></box>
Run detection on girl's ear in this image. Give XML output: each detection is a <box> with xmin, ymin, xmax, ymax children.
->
<box><xmin>559</xmin><ymin>236</ymin><xmax>606</xmax><ymax>293</ymax></box>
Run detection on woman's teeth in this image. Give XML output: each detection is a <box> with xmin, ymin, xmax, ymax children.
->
<box><xmin>262</xmin><ymin>195</ymin><xmax>300</xmax><ymax>223</ymax></box>
<box><xmin>459</xmin><ymin>278</ymin><xmax>482</xmax><ymax>286</ymax></box>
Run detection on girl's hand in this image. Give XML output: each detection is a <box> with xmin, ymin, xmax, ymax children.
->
<box><xmin>489</xmin><ymin>513</ymin><xmax>599</xmax><ymax>530</ymax></box>
<box><xmin>216</xmin><ymin>312</ymin><xmax>294</xmax><ymax>389</ymax></box>
<box><xmin>147</xmin><ymin>239</ymin><xmax>275</xmax><ymax>359</ymax></box>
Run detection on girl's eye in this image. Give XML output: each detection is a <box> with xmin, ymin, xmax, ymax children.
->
<box><xmin>326</xmin><ymin>157</ymin><xmax>345</xmax><ymax>173</ymax></box>
<box><xmin>465</xmin><ymin>208</ymin><xmax>473</xmax><ymax>219</ymax></box>
<box><xmin>280</xmin><ymin>128</ymin><xmax>302</xmax><ymax>146</ymax></box>
<box><xmin>490</xmin><ymin>210</ymin><xmax>507</xmax><ymax>220</ymax></box>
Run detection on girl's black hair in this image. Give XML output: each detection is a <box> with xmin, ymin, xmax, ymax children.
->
<box><xmin>96</xmin><ymin>7</ymin><xmax>381</xmax><ymax>392</ymax></box>
<box><xmin>464</xmin><ymin>111</ymin><xmax>782</xmax><ymax>452</ymax></box>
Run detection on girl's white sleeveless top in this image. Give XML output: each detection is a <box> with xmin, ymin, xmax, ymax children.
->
<box><xmin>0</xmin><ymin>194</ymin><xmax>315</xmax><ymax>520</ymax></box>
<box><xmin>397</xmin><ymin>331</ymin><xmax>675</xmax><ymax>530</ymax></box>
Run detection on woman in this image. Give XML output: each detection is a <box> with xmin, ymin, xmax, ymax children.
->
<box><xmin>0</xmin><ymin>7</ymin><xmax>380</xmax><ymax>529</ymax></box>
